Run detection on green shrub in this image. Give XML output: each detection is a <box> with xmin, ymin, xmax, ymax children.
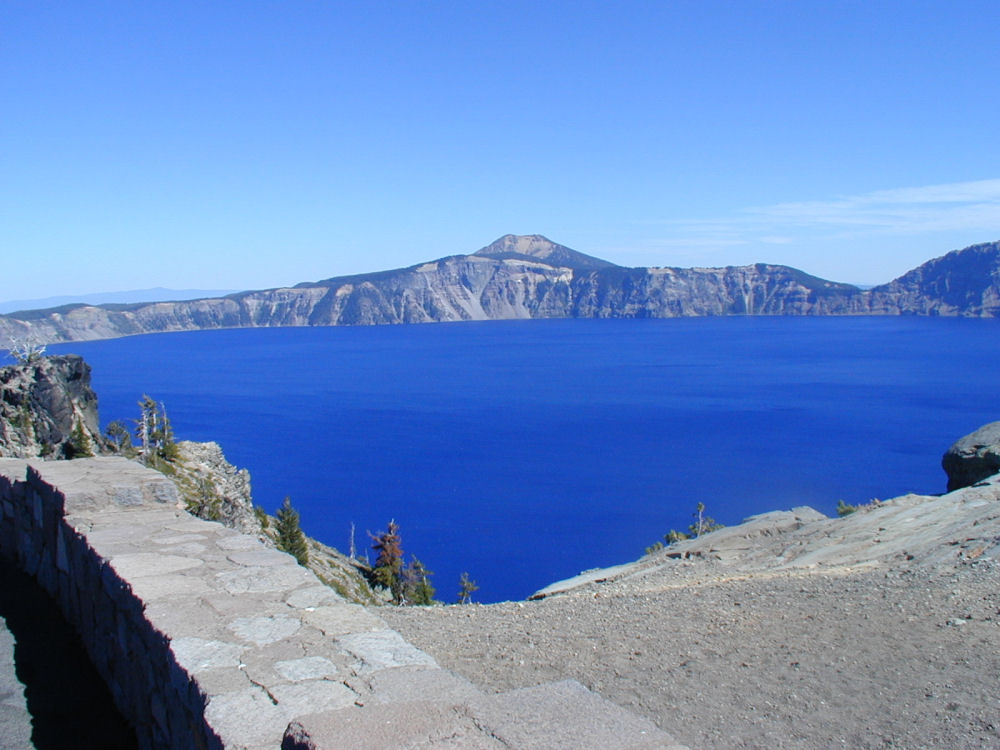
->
<box><xmin>836</xmin><ymin>499</ymin><xmax>858</xmax><ymax>516</ymax></box>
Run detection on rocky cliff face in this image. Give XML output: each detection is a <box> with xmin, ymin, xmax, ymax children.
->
<box><xmin>0</xmin><ymin>355</ymin><xmax>104</xmax><ymax>458</ymax></box>
<box><xmin>851</xmin><ymin>241</ymin><xmax>1000</xmax><ymax>316</ymax></box>
<box><xmin>3</xmin><ymin>236</ymin><xmax>999</xmax><ymax>345</ymax></box>
<box><xmin>172</xmin><ymin>440</ymin><xmax>259</xmax><ymax>534</ymax></box>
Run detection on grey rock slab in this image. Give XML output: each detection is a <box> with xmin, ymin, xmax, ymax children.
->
<box><xmin>79</xmin><ymin>510</ymin><xmax>185</xmax><ymax>547</ymax></box>
<box><xmin>283</xmin><ymin>701</ymin><xmax>505</xmax><ymax>750</ymax></box>
<box><xmin>241</xmin><ymin>640</ymin><xmax>324</xmax><ymax>682</ymax></box>
<box><xmin>274</xmin><ymin>656</ymin><xmax>339</xmax><ymax>681</ymax></box>
<box><xmin>205</xmin><ymin>686</ymin><xmax>292</xmax><ymax>749</ymax></box>
<box><xmin>293</xmin><ymin>631</ymin><xmax>357</xmax><ymax>663</ymax></box>
<box><xmin>189</xmin><ymin>666</ymin><xmax>250</xmax><ymax>697</ymax></box>
<box><xmin>336</xmin><ymin>630</ymin><xmax>437</xmax><ymax>674</ymax></box>
<box><xmin>145</xmin><ymin>600</ymin><xmax>233</xmax><ymax>640</ymax></box>
<box><xmin>227</xmin><ymin>547</ymin><xmax>297</xmax><ymax>567</ymax></box>
<box><xmin>216</xmin><ymin>534</ymin><xmax>265</xmax><ymax>551</ymax></box>
<box><xmin>157</xmin><ymin>542</ymin><xmax>208</xmax><ymax>557</ymax></box>
<box><xmin>172</xmin><ymin>637</ymin><xmax>245</xmax><ymax>673</ymax></box>
<box><xmin>269</xmin><ymin>680</ymin><xmax>356</xmax><ymax>716</ymax></box>
<box><xmin>125</xmin><ymin>573</ymin><xmax>208</xmax><ymax>600</ymax></box>
<box><xmin>110</xmin><ymin>552</ymin><xmax>204</xmax><ymax>579</ymax></box>
<box><xmin>285</xmin><ymin>585</ymin><xmax>341</xmax><ymax>609</ymax></box>
<box><xmin>71</xmin><ymin>525</ymin><xmax>150</xmax><ymax>554</ymax></box>
<box><xmin>369</xmin><ymin>666</ymin><xmax>482</xmax><ymax>705</ymax></box>
<box><xmin>29</xmin><ymin>457</ymin><xmax>181</xmax><ymax>510</ymax></box>
<box><xmin>149</xmin><ymin>532</ymin><xmax>208</xmax><ymax>545</ymax></box>
<box><xmin>470</xmin><ymin>679</ymin><xmax>687</xmax><ymax>750</ymax></box>
<box><xmin>303</xmin><ymin>604</ymin><xmax>385</xmax><ymax>637</ymax></box>
<box><xmin>217</xmin><ymin>564</ymin><xmax>315</xmax><ymax>594</ymax></box>
<box><xmin>198</xmin><ymin>590</ymin><xmax>292</xmax><ymax>620</ymax></box>
<box><xmin>165</xmin><ymin>515</ymin><xmax>227</xmax><ymax>533</ymax></box>
<box><xmin>228</xmin><ymin>615</ymin><xmax>302</xmax><ymax>646</ymax></box>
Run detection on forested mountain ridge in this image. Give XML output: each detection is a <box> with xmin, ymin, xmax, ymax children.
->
<box><xmin>2</xmin><ymin>236</ymin><xmax>999</xmax><ymax>345</ymax></box>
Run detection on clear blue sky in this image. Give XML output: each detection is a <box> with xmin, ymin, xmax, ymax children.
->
<box><xmin>3</xmin><ymin>0</ymin><xmax>999</xmax><ymax>300</ymax></box>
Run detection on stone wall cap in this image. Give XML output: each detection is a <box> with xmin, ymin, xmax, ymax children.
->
<box><xmin>26</xmin><ymin>457</ymin><xmax>181</xmax><ymax>511</ymax></box>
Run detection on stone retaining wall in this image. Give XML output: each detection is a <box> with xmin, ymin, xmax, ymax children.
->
<box><xmin>0</xmin><ymin>457</ymin><xmax>438</xmax><ymax>748</ymax></box>
<box><xmin>0</xmin><ymin>457</ymin><xmax>226</xmax><ymax>747</ymax></box>
<box><xmin>0</xmin><ymin>457</ymin><xmax>685</xmax><ymax>750</ymax></box>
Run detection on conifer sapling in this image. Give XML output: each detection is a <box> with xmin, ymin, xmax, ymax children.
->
<box><xmin>457</xmin><ymin>571</ymin><xmax>479</xmax><ymax>604</ymax></box>
<box><xmin>370</xmin><ymin>520</ymin><xmax>404</xmax><ymax>604</ymax></box>
<box><xmin>276</xmin><ymin>496</ymin><xmax>309</xmax><ymax>566</ymax></box>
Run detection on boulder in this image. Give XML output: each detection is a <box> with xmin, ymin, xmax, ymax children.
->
<box><xmin>942</xmin><ymin>421</ymin><xmax>1000</xmax><ymax>491</ymax></box>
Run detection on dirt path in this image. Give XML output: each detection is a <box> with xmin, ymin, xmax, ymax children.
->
<box><xmin>385</xmin><ymin>558</ymin><xmax>1000</xmax><ymax>749</ymax></box>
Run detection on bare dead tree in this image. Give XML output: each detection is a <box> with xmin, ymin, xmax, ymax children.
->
<box><xmin>7</xmin><ymin>335</ymin><xmax>46</xmax><ymax>364</ymax></box>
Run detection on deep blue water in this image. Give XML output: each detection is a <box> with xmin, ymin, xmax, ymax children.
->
<box><xmin>47</xmin><ymin>317</ymin><xmax>1000</xmax><ymax>602</ymax></box>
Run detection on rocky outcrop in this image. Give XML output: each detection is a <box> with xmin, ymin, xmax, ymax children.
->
<box><xmin>2</xmin><ymin>236</ymin><xmax>1000</xmax><ymax>346</ymax></box>
<box><xmin>534</xmin><ymin>459</ymin><xmax>1000</xmax><ymax>601</ymax></box>
<box><xmin>172</xmin><ymin>440</ymin><xmax>259</xmax><ymax>534</ymax></box>
<box><xmin>942</xmin><ymin>421</ymin><xmax>1000</xmax><ymax>491</ymax></box>
<box><xmin>0</xmin><ymin>355</ymin><xmax>103</xmax><ymax>458</ymax></box>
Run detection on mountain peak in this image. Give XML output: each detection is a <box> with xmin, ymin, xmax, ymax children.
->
<box><xmin>473</xmin><ymin>234</ymin><xmax>619</xmax><ymax>271</ymax></box>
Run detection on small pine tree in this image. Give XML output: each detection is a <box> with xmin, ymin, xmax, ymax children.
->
<box><xmin>275</xmin><ymin>496</ymin><xmax>309</xmax><ymax>566</ymax></box>
<box><xmin>370</xmin><ymin>520</ymin><xmax>404</xmax><ymax>604</ymax></box>
<box><xmin>68</xmin><ymin>420</ymin><xmax>94</xmax><ymax>458</ymax></box>
<box><xmin>457</xmin><ymin>571</ymin><xmax>479</xmax><ymax>604</ymax></box>
<box><xmin>403</xmin><ymin>556</ymin><xmax>435</xmax><ymax>605</ymax></box>
<box><xmin>105</xmin><ymin>420</ymin><xmax>134</xmax><ymax>456</ymax></box>
<box><xmin>156</xmin><ymin>402</ymin><xmax>180</xmax><ymax>461</ymax></box>
<box><xmin>186</xmin><ymin>476</ymin><xmax>222</xmax><ymax>521</ymax></box>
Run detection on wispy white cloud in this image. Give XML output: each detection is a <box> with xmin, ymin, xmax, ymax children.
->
<box><xmin>670</xmin><ymin>178</ymin><xmax>1000</xmax><ymax>240</ymax></box>
<box><xmin>604</xmin><ymin>179</ymin><xmax>1000</xmax><ymax>280</ymax></box>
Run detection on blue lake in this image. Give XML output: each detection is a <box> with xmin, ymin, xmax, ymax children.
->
<box><xmin>48</xmin><ymin>317</ymin><xmax>1000</xmax><ymax>602</ymax></box>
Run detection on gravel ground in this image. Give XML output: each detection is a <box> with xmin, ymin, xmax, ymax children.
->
<box><xmin>383</xmin><ymin>559</ymin><xmax>1000</xmax><ymax>749</ymax></box>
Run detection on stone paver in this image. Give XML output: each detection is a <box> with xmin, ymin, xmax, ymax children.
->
<box><xmin>468</xmin><ymin>679</ymin><xmax>686</xmax><ymax>750</ymax></box>
<box><xmin>285</xmin><ymin>677</ymin><xmax>688</xmax><ymax>749</ymax></box>
<box><xmin>284</xmin><ymin>700</ymin><xmax>506</xmax><ymax>750</ymax></box>
<box><xmin>337</xmin><ymin>629</ymin><xmax>437</xmax><ymax>674</ymax></box>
